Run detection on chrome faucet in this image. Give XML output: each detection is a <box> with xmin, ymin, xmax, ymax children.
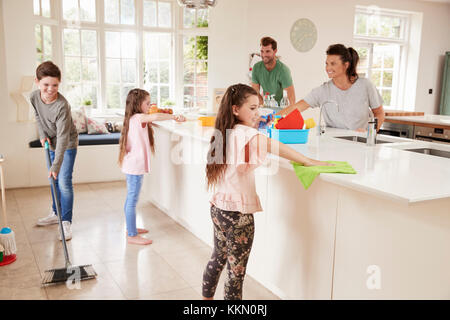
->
<box><xmin>317</xmin><ymin>100</ymin><xmax>338</xmax><ymax>136</ymax></box>
<box><xmin>366</xmin><ymin>108</ymin><xmax>378</xmax><ymax>146</ymax></box>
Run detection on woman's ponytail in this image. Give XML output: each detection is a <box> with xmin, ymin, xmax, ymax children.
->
<box><xmin>346</xmin><ymin>47</ymin><xmax>359</xmax><ymax>82</ymax></box>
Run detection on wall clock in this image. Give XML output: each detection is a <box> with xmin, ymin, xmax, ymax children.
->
<box><xmin>290</xmin><ymin>18</ymin><xmax>317</xmax><ymax>52</ymax></box>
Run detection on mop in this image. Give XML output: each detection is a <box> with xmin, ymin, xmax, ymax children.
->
<box><xmin>41</xmin><ymin>142</ymin><xmax>97</xmax><ymax>285</ymax></box>
<box><xmin>0</xmin><ymin>154</ymin><xmax>17</xmax><ymax>266</ymax></box>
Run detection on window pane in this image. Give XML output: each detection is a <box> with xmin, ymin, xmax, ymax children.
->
<box><xmin>82</xmin><ymin>58</ymin><xmax>98</xmax><ymax>81</ymax></box>
<box><xmin>121</xmin><ymin>33</ymin><xmax>136</xmax><ymax>58</ymax></box>
<box><xmin>122</xmin><ymin>59</ymin><xmax>136</xmax><ymax>83</ymax></box>
<box><xmin>105</xmin><ymin>0</ymin><xmax>119</xmax><ymax>24</ymax></box>
<box><xmin>82</xmin><ymin>84</ymin><xmax>98</xmax><ymax>108</ymax></box>
<box><xmin>183</xmin><ymin>93</ymin><xmax>194</xmax><ymax>108</ymax></box>
<box><xmin>358</xmin><ymin>69</ymin><xmax>368</xmax><ymax>78</ymax></box>
<box><xmin>197</xmin><ymin>61</ymin><xmax>208</xmax><ymax>82</ymax></box>
<box><xmin>64</xmin><ymin>29</ymin><xmax>80</xmax><ymax>56</ymax></box>
<box><xmin>384</xmin><ymin>50</ymin><xmax>394</xmax><ymax>68</ymax></box>
<box><xmin>159</xmin><ymin>34</ymin><xmax>170</xmax><ymax>59</ymax></box>
<box><xmin>122</xmin><ymin>86</ymin><xmax>134</xmax><ymax>106</ymax></box>
<box><xmin>81</xmin><ymin>30</ymin><xmax>97</xmax><ymax>56</ymax></box>
<box><xmin>105</xmin><ymin>32</ymin><xmax>121</xmax><ymax>58</ymax></box>
<box><xmin>372</xmin><ymin>51</ymin><xmax>382</xmax><ymax>69</ymax></box>
<box><xmin>106</xmin><ymin>59</ymin><xmax>121</xmax><ymax>83</ymax></box>
<box><xmin>196</xmin><ymin>88</ymin><xmax>208</xmax><ymax>109</ymax></box>
<box><xmin>183</xmin><ymin>61</ymin><xmax>194</xmax><ymax>85</ymax></box>
<box><xmin>183</xmin><ymin>8</ymin><xmax>195</xmax><ymax>28</ymax></box>
<box><xmin>64</xmin><ymin>84</ymin><xmax>83</xmax><ymax>107</ymax></box>
<box><xmin>144</xmin><ymin>33</ymin><xmax>158</xmax><ymax>60</ymax></box>
<box><xmin>183</xmin><ymin>36</ymin><xmax>195</xmax><ymax>59</ymax></box>
<box><xmin>196</xmin><ymin>36</ymin><xmax>208</xmax><ymax>60</ymax></box>
<box><xmin>149</xmin><ymin>86</ymin><xmax>158</xmax><ymax>104</ymax></box>
<box><xmin>160</xmin><ymin>86</ymin><xmax>169</xmax><ymax>102</ymax></box>
<box><xmin>43</xmin><ymin>26</ymin><xmax>52</xmax><ymax>57</ymax></box>
<box><xmin>158</xmin><ymin>2</ymin><xmax>171</xmax><ymax>28</ymax></box>
<box><xmin>34</xmin><ymin>0</ymin><xmax>40</xmax><ymax>15</ymax></box>
<box><xmin>146</xmin><ymin>61</ymin><xmax>157</xmax><ymax>83</ymax></box>
<box><xmin>371</xmin><ymin>71</ymin><xmax>381</xmax><ymax>86</ymax></box>
<box><xmin>160</xmin><ymin>61</ymin><xmax>169</xmax><ymax>84</ymax></box>
<box><xmin>42</xmin><ymin>0</ymin><xmax>51</xmax><ymax>17</ymax></box>
<box><xmin>197</xmin><ymin>9</ymin><xmax>208</xmax><ymax>27</ymax></box>
<box><xmin>143</xmin><ymin>0</ymin><xmax>157</xmax><ymax>27</ymax></box>
<box><xmin>107</xmin><ymin>84</ymin><xmax>121</xmax><ymax>108</ymax></box>
<box><xmin>65</xmin><ymin>57</ymin><xmax>81</xmax><ymax>82</ymax></box>
<box><xmin>382</xmin><ymin>89</ymin><xmax>391</xmax><ymax>106</ymax></box>
<box><xmin>121</xmin><ymin>0</ymin><xmax>135</xmax><ymax>25</ymax></box>
<box><xmin>35</xmin><ymin>25</ymin><xmax>42</xmax><ymax>57</ymax></box>
<box><xmin>355</xmin><ymin>13</ymin><xmax>367</xmax><ymax>35</ymax></box>
<box><xmin>63</xmin><ymin>0</ymin><xmax>78</xmax><ymax>20</ymax></box>
<box><xmin>368</xmin><ymin>16</ymin><xmax>379</xmax><ymax>36</ymax></box>
<box><xmin>80</xmin><ymin>0</ymin><xmax>96</xmax><ymax>22</ymax></box>
<box><xmin>383</xmin><ymin>71</ymin><xmax>393</xmax><ymax>87</ymax></box>
<box><xmin>356</xmin><ymin>47</ymin><xmax>369</xmax><ymax>69</ymax></box>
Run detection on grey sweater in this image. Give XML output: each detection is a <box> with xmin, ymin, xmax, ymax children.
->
<box><xmin>30</xmin><ymin>90</ymin><xmax>78</xmax><ymax>173</ymax></box>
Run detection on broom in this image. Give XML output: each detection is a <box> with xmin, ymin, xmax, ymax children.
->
<box><xmin>41</xmin><ymin>142</ymin><xmax>97</xmax><ymax>285</ymax></box>
<box><xmin>0</xmin><ymin>154</ymin><xmax>17</xmax><ymax>266</ymax></box>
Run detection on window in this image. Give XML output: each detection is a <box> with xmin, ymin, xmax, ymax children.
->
<box><xmin>34</xmin><ymin>0</ymin><xmax>51</xmax><ymax>18</ymax></box>
<box><xmin>63</xmin><ymin>29</ymin><xmax>99</xmax><ymax>109</ymax></box>
<box><xmin>63</xmin><ymin>0</ymin><xmax>96</xmax><ymax>22</ymax></box>
<box><xmin>34</xmin><ymin>0</ymin><xmax>54</xmax><ymax>65</ymax></box>
<box><xmin>104</xmin><ymin>0</ymin><xmax>135</xmax><ymax>25</ymax></box>
<box><xmin>143</xmin><ymin>0</ymin><xmax>172</xmax><ymax>28</ymax></box>
<box><xmin>35</xmin><ymin>24</ymin><xmax>53</xmax><ymax>64</ymax></box>
<box><xmin>353</xmin><ymin>6</ymin><xmax>409</xmax><ymax>108</ymax></box>
<box><xmin>181</xmin><ymin>8</ymin><xmax>209</xmax><ymax>109</ymax></box>
<box><xmin>105</xmin><ymin>32</ymin><xmax>137</xmax><ymax>109</ymax></box>
<box><xmin>32</xmin><ymin>1</ymin><xmax>209</xmax><ymax>114</ymax></box>
<box><xmin>144</xmin><ymin>33</ymin><xmax>172</xmax><ymax>106</ymax></box>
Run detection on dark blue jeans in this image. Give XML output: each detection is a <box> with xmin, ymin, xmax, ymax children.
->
<box><xmin>48</xmin><ymin>148</ymin><xmax>77</xmax><ymax>222</ymax></box>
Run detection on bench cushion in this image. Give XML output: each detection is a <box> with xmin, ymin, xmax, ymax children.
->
<box><xmin>29</xmin><ymin>132</ymin><xmax>121</xmax><ymax>148</ymax></box>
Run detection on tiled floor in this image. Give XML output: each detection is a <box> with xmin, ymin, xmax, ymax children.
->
<box><xmin>0</xmin><ymin>181</ymin><xmax>279</xmax><ymax>300</ymax></box>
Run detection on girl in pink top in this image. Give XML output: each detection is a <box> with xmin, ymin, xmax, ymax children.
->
<box><xmin>202</xmin><ymin>84</ymin><xmax>330</xmax><ymax>300</ymax></box>
<box><xmin>118</xmin><ymin>89</ymin><xmax>185</xmax><ymax>245</ymax></box>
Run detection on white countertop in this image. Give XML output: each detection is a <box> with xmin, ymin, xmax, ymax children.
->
<box><xmin>152</xmin><ymin>120</ymin><xmax>450</xmax><ymax>204</ymax></box>
<box><xmin>386</xmin><ymin>114</ymin><xmax>450</xmax><ymax>126</ymax></box>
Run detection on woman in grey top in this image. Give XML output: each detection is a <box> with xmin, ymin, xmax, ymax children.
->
<box><xmin>277</xmin><ymin>44</ymin><xmax>385</xmax><ymax>131</ymax></box>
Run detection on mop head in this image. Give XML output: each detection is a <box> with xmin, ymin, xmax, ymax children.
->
<box><xmin>42</xmin><ymin>264</ymin><xmax>97</xmax><ymax>285</ymax></box>
<box><xmin>0</xmin><ymin>227</ymin><xmax>16</xmax><ymax>256</ymax></box>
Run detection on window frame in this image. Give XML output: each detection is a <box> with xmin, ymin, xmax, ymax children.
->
<box><xmin>33</xmin><ymin>0</ymin><xmax>209</xmax><ymax>115</ymax></box>
<box><xmin>353</xmin><ymin>6</ymin><xmax>410</xmax><ymax>109</ymax></box>
<box><xmin>177</xmin><ymin>7</ymin><xmax>209</xmax><ymax>110</ymax></box>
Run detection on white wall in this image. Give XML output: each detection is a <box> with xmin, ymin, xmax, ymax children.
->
<box><xmin>0</xmin><ymin>0</ymin><xmax>39</xmax><ymax>189</ymax></box>
<box><xmin>208</xmin><ymin>0</ymin><xmax>450</xmax><ymax>113</ymax></box>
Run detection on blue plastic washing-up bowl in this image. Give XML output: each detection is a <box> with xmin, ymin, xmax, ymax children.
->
<box><xmin>269</xmin><ymin>128</ymin><xmax>310</xmax><ymax>144</ymax></box>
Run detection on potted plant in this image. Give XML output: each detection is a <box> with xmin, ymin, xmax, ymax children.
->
<box><xmin>82</xmin><ymin>98</ymin><xmax>92</xmax><ymax>116</ymax></box>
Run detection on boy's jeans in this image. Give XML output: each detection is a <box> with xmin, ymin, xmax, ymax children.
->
<box><xmin>124</xmin><ymin>174</ymin><xmax>143</xmax><ymax>237</ymax></box>
<box><xmin>48</xmin><ymin>148</ymin><xmax>77</xmax><ymax>222</ymax></box>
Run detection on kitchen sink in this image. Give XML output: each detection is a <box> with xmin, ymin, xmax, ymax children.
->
<box><xmin>404</xmin><ymin>148</ymin><xmax>450</xmax><ymax>159</ymax></box>
<box><xmin>334</xmin><ymin>136</ymin><xmax>392</xmax><ymax>144</ymax></box>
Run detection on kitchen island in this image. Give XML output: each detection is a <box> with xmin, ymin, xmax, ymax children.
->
<box><xmin>142</xmin><ymin>120</ymin><xmax>450</xmax><ymax>299</ymax></box>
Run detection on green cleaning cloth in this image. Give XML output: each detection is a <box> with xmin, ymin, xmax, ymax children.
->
<box><xmin>291</xmin><ymin>161</ymin><xmax>357</xmax><ymax>190</ymax></box>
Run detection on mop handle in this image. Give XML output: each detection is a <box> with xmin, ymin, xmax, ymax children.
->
<box><xmin>0</xmin><ymin>158</ymin><xmax>7</xmax><ymax>227</ymax></box>
<box><xmin>44</xmin><ymin>141</ymin><xmax>71</xmax><ymax>267</ymax></box>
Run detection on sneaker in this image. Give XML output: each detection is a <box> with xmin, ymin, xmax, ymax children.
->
<box><xmin>36</xmin><ymin>212</ymin><xmax>59</xmax><ymax>226</ymax></box>
<box><xmin>59</xmin><ymin>221</ymin><xmax>72</xmax><ymax>241</ymax></box>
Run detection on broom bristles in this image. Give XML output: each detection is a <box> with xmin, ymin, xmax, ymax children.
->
<box><xmin>0</xmin><ymin>230</ymin><xmax>16</xmax><ymax>256</ymax></box>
